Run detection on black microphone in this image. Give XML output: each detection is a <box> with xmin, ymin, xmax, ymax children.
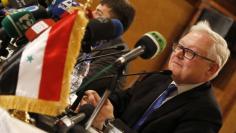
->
<box><xmin>116</xmin><ymin>31</ymin><xmax>167</xmax><ymax>65</ymax></box>
<box><xmin>0</xmin><ymin>28</ymin><xmax>11</xmax><ymax>57</ymax></box>
<box><xmin>54</xmin><ymin>104</ymin><xmax>94</xmax><ymax>133</ymax></box>
<box><xmin>38</xmin><ymin>0</ymin><xmax>50</xmax><ymax>8</ymax></box>
<box><xmin>82</xmin><ymin>18</ymin><xmax>124</xmax><ymax>53</ymax></box>
<box><xmin>0</xmin><ymin>3</ymin><xmax>4</xmax><ymax>10</ymax></box>
<box><xmin>1</xmin><ymin>5</ymin><xmax>49</xmax><ymax>39</ymax></box>
<box><xmin>67</xmin><ymin>125</ymin><xmax>87</xmax><ymax>133</ymax></box>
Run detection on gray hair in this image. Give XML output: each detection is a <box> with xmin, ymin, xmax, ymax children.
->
<box><xmin>190</xmin><ymin>20</ymin><xmax>230</xmax><ymax>79</ymax></box>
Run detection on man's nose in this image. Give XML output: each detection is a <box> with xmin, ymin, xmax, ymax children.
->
<box><xmin>173</xmin><ymin>49</ymin><xmax>184</xmax><ymax>59</ymax></box>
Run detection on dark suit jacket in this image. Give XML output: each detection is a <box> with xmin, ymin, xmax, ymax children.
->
<box><xmin>109</xmin><ymin>72</ymin><xmax>222</xmax><ymax>133</ymax></box>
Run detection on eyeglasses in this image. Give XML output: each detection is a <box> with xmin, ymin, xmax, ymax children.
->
<box><xmin>172</xmin><ymin>43</ymin><xmax>215</xmax><ymax>63</ymax></box>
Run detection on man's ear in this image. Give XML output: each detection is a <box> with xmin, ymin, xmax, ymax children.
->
<box><xmin>207</xmin><ymin>63</ymin><xmax>219</xmax><ymax>76</ymax></box>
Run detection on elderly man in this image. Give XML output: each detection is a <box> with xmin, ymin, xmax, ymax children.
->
<box><xmin>81</xmin><ymin>21</ymin><xmax>230</xmax><ymax>133</ymax></box>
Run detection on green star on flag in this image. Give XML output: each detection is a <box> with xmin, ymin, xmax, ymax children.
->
<box><xmin>26</xmin><ymin>55</ymin><xmax>34</xmax><ymax>63</ymax></box>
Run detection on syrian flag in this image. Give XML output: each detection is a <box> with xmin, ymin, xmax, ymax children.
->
<box><xmin>0</xmin><ymin>9</ymin><xmax>88</xmax><ymax>116</ymax></box>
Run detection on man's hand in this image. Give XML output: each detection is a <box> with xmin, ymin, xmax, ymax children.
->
<box><xmin>80</xmin><ymin>90</ymin><xmax>114</xmax><ymax>130</ymax></box>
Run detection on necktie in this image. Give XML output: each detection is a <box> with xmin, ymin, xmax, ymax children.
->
<box><xmin>133</xmin><ymin>84</ymin><xmax>177</xmax><ymax>130</ymax></box>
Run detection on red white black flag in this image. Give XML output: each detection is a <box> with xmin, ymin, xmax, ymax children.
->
<box><xmin>0</xmin><ymin>9</ymin><xmax>88</xmax><ymax>116</ymax></box>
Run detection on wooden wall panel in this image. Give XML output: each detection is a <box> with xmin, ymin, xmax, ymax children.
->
<box><xmin>214</xmin><ymin>55</ymin><xmax>236</xmax><ymax>133</ymax></box>
<box><xmin>220</xmin><ymin>100</ymin><xmax>236</xmax><ymax>133</ymax></box>
<box><xmin>214</xmin><ymin>55</ymin><xmax>236</xmax><ymax>116</ymax></box>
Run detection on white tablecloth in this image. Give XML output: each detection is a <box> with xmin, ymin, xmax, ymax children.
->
<box><xmin>0</xmin><ymin>107</ymin><xmax>46</xmax><ymax>133</ymax></box>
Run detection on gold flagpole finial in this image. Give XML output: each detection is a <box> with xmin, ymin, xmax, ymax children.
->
<box><xmin>84</xmin><ymin>0</ymin><xmax>93</xmax><ymax>10</ymax></box>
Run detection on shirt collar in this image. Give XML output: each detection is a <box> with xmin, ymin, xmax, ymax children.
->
<box><xmin>170</xmin><ymin>81</ymin><xmax>204</xmax><ymax>94</ymax></box>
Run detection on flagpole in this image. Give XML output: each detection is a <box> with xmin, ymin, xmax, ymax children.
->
<box><xmin>85</xmin><ymin>62</ymin><xmax>124</xmax><ymax>130</ymax></box>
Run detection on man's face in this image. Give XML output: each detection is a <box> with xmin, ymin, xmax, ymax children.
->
<box><xmin>168</xmin><ymin>31</ymin><xmax>218</xmax><ymax>84</ymax></box>
<box><xmin>92</xmin><ymin>4</ymin><xmax>113</xmax><ymax>19</ymax></box>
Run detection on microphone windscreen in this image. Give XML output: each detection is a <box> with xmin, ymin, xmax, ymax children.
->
<box><xmin>68</xmin><ymin>125</ymin><xmax>86</xmax><ymax>133</ymax></box>
<box><xmin>76</xmin><ymin>104</ymin><xmax>94</xmax><ymax>125</ymax></box>
<box><xmin>1</xmin><ymin>10</ymin><xmax>36</xmax><ymax>38</ymax></box>
<box><xmin>49</xmin><ymin>0</ymin><xmax>80</xmax><ymax>19</ymax></box>
<box><xmin>79</xmin><ymin>104</ymin><xmax>94</xmax><ymax>117</ymax></box>
<box><xmin>0</xmin><ymin>28</ymin><xmax>10</xmax><ymax>43</ymax></box>
<box><xmin>85</xmin><ymin>18</ymin><xmax>124</xmax><ymax>42</ymax></box>
<box><xmin>135</xmin><ymin>31</ymin><xmax>166</xmax><ymax>59</ymax></box>
<box><xmin>111</xmin><ymin>19</ymin><xmax>124</xmax><ymax>38</ymax></box>
<box><xmin>0</xmin><ymin>28</ymin><xmax>11</xmax><ymax>57</ymax></box>
<box><xmin>27</xmin><ymin>5</ymin><xmax>49</xmax><ymax>20</ymax></box>
<box><xmin>38</xmin><ymin>0</ymin><xmax>50</xmax><ymax>8</ymax></box>
<box><xmin>115</xmin><ymin>45</ymin><xmax>125</xmax><ymax>50</ymax></box>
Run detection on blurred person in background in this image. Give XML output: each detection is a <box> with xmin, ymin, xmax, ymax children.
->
<box><xmin>70</xmin><ymin>0</ymin><xmax>135</xmax><ymax>102</ymax></box>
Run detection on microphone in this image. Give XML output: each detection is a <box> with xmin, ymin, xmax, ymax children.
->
<box><xmin>116</xmin><ymin>31</ymin><xmax>166</xmax><ymax>65</ymax></box>
<box><xmin>82</xmin><ymin>18</ymin><xmax>124</xmax><ymax>53</ymax></box>
<box><xmin>0</xmin><ymin>0</ymin><xmax>38</xmax><ymax>9</ymax></box>
<box><xmin>0</xmin><ymin>28</ymin><xmax>11</xmax><ymax>57</ymax></box>
<box><xmin>38</xmin><ymin>0</ymin><xmax>50</xmax><ymax>8</ymax></box>
<box><xmin>25</xmin><ymin>18</ymin><xmax>55</xmax><ymax>41</ymax></box>
<box><xmin>1</xmin><ymin>5</ymin><xmax>49</xmax><ymax>39</ymax></box>
<box><xmin>0</xmin><ymin>3</ymin><xmax>4</xmax><ymax>10</ymax></box>
<box><xmin>54</xmin><ymin>104</ymin><xmax>94</xmax><ymax>133</ymax></box>
<box><xmin>48</xmin><ymin>0</ymin><xmax>80</xmax><ymax>20</ymax></box>
<box><xmin>0</xmin><ymin>5</ymin><xmax>46</xmax><ymax>17</ymax></box>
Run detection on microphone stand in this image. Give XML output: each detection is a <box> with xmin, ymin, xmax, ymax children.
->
<box><xmin>85</xmin><ymin>62</ymin><xmax>124</xmax><ymax>130</ymax></box>
<box><xmin>69</xmin><ymin>63</ymin><xmax>115</xmax><ymax>112</ymax></box>
<box><xmin>77</xmin><ymin>51</ymin><xmax>127</xmax><ymax>63</ymax></box>
<box><xmin>69</xmin><ymin>49</ymin><xmax>128</xmax><ymax>111</ymax></box>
